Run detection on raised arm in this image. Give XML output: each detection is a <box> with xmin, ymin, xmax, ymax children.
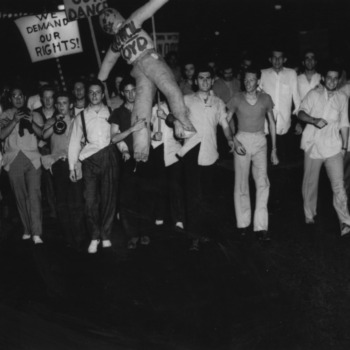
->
<box><xmin>131</xmin><ymin>0</ymin><xmax>169</xmax><ymax>26</ymax></box>
<box><xmin>98</xmin><ymin>48</ymin><xmax>121</xmax><ymax>82</ymax></box>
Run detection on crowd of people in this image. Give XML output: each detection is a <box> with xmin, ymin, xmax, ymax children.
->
<box><xmin>1</xmin><ymin>0</ymin><xmax>350</xmax><ymax>254</ymax></box>
<box><xmin>1</xmin><ymin>46</ymin><xmax>350</xmax><ymax>253</ymax></box>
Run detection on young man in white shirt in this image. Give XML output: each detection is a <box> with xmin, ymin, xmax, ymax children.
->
<box><xmin>297</xmin><ymin>50</ymin><xmax>322</xmax><ymax>101</ymax></box>
<box><xmin>298</xmin><ymin>65</ymin><xmax>350</xmax><ymax>235</ymax></box>
<box><xmin>260</xmin><ymin>48</ymin><xmax>301</xmax><ymax>163</ymax></box>
<box><xmin>68</xmin><ymin>80</ymin><xmax>124</xmax><ymax>253</ymax></box>
<box><xmin>176</xmin><ymin>65</ymin><xmax>234</xmax><ymax>250</ymax></box>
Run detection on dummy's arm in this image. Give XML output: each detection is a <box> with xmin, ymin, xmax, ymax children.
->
<box><xmin>131</xmin><ymin>0</ymin><xmax>169</xmax><ymax>26</ymax></box>
<box><xmin>98</xmin><ymin>48</ymin><xmax>121</xmax><ymax>82</ymax></box>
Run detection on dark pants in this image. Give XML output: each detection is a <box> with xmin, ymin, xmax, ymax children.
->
<box><xmin>344</xmin><ymin>151</ymin><xmax>350</xmax><ymax>201</ymax></box>
<box><xmin>119</xmin><ymin>156</ymin><xmax>155</xmax><ymax>239</ymax></box>
<box><xmin>52</xmin><ymin>159</ymin><xmax>87</xmax><ymax>248</ymax></box>
<box><xmin>40</xmin><ymin>144</ymin><xmax>57</xmax><ymax>219</ymax></box>
<box><xmin>151</xmin><ymin>145</ymin><xmax>185</xmax><ymax>224</ymax></box>
<box><xmin>82</xmin><ymin>146</ymin><xmax>119</xmax><ymax>240</ymax></box>
<box><xmin>181</xmin><ymin>144</ymin><xmax>215</xmax><ymax>238</ymax></box>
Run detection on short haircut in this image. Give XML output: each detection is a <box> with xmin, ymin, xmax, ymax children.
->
<box><xmin>303</xmin><ymin>49</ymin><xmax>316</xmax><ymax>59</ymax></box>
<box><xmin>194</xmin><ymin>65</ymin><xmax>214</xmax><ymax>79</ymax></box>
<box><xmin>244</xmin><ymin>66</ymin><xmax>261</xmax><ymax>80</ymax></box>
<box><xmin>323</xmin><ymin>62</ymin><xmax>342</xmax><ymax>77</ymax></box>
<box><xmin>72</xmin><ymin>79</ymin><xmax>86</xmax><ymax>89</ymax></box>
<box><xmin>10</xmin><ymin>85</ymin><xmax>26</xmax><ymax>97</ymax></box>
<box><xmin>87</xmin><ymin>79</ymin><xmax>105</xmax><ymax>93</ymax></box>
<box><xmin>120</xmin><ymin>76</ymin><xmax>136</xmax><ymax>92</ymax></box>
<box><xmin>39</xmin><ymin>84</ymin><xmax>56</xmax><ymax>98</ymax></box>
<box><xmin>270</xmin><ymin>46</ymin><xmax>286</xmax><ymax>57</ymax></box>
<box><xmin>55</xmin><ymin>91</ymin><xmax>72</xmax><ymax>103</ymax></box>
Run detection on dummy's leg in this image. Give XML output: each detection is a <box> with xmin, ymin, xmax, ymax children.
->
<box><xmin>137</xmin><ymin>53</ymin><xmax>196</xmax><ymax>137</ymax></box>
<box><xmin>131</xmin><ymin>65</ymin><xmax>156</xmax><ymax>162</ymax></box>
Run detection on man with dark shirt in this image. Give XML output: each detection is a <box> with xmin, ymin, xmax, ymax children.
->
<box><xmin>109</xmin><ymin>77</ymin><xmax>151</xmax><ymax>249</ymax></box>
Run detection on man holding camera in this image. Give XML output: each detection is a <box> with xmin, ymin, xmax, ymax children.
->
<box><xmin>42</xmin><ymin>91</ymin><xmax>87</xmax><ymax>251</ymax></box>
<box><xmin>0</xmin><ymin>86</ymin><xmax>44</xmax><ymax>244</ymax></box>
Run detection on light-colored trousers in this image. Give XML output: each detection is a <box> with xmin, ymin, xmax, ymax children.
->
<box><xmin>8</xmin><ymin>151</ymin><xmax>42</xmax><ymax>236</ymax></box>
<box><xmin>302</xmin><ymin>150</ymin><xmax>350</xmax><ymax>225</ymax></box>
<box><xmin>234</xmin><ymin>132</ymin><xmax>270</xmax><ymax>231</ymax></box>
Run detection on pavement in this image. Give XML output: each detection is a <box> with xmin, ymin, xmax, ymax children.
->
<box><xmin>1</xmin><ymin>157</ymin><xmax>350</xmax><ymax>350</ymax></box>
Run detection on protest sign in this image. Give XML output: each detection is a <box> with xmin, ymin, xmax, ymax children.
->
<box><xmin>155</xmin><ymin>33</ymin><xmax>179</xmax><ymax>57</ymax></box>
<box><xmin>63</xmin><ymin>0</ymin><xmax>108</xmax><ymax>21</ymax></box>
<box><xmin>15</xmin><ymin>12</ymin><xmax>83</xmax><ymax>62</ymax></box>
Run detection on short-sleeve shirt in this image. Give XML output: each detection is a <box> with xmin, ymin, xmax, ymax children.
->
<box><xmin>227</xmin><ymin>92</ymin><xmax>274</xmax><ymax>133</ymax></box>
<box><xmin>300</xmin><ymin>86</ymin><xmax>349</xmax><ymax>159</ymax></box>
<box><xmin>109</xmin><ymin>105</ymin><xmax>133</xmax><ymax>155</ymax></box>
<box><xmin>110</xmin><ymin>20</ymin><xmax>154</xmax><ymax>65</ymax></box>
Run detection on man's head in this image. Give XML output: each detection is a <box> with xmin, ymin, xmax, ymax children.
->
<box><xmin>221</xmin><ymin>63</ymin><xmax>234</xmax><ymax>82</ymax></box>
<box><xmin>302</xmin><ymin>50</ymin><xmax>317</xmax><ymax>72</ymax></box>
<box><xmin>120</xmin><ymin>77</ymin><xmax>136</xmax><ymax>104</ymax></box>
<box><xmin>269</xmin><ymin>49</ymin><xmax>286</xmax><ymax>72</ymax></box>
<box><xmin>10</xmin><ymin>86</ymin><xmax>26</xmax><ymax>109</ymax></box>
<box><xmin>55</xmin><ymin>91</ymin><xmax>72</xmax><ymax>116</ymax></box>
<box><xmin>40</xmin><ymin>85</ymin><xmax>56</xmax><ymax>109</ymax></box>
<box><xmin>243</xmin><ymin>67</ymin><xmax>261</xmax><ymax>93</ymax></box>
<box><xmin>183</xmin><ymin>62</ymin><xmax>195</xmax><ymax>80</ymax></box>
<box><xmin>99</xmin><ymin>8</ymin><xmax>125</xmax><ymax>35</ymax></box>
<box><xmin>241</xmin><ymin>57</ymin><xmax>253</xmax><ymax>70</ymax></box>
<box><xmin>114</xmin><ymin>75</ymin><xmax>124</xmax><ymax>95</ymax></box>
<box><xmin>323</xmin><ymin>64</ymin><xmax>342</xmax><ymax>92</ymax></box>
<box><xmin>87</xmin><ymin>79</ymin><xmax>105</xmax><ymax>105</ymax></box>
<box><xmin>195</xmin><ymin>65</ymin><xmax>214</xmax><ymax>93</ymax></box>
<box><xmin>72</xmin><ymin>80</ymin><xmax>86</xmax><ymax>101</ymax></box>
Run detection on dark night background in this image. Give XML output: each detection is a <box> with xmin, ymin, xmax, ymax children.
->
<box><xmin>1</xmin><ymin>0</ymin><xmax>350</xmax><ymax>87</ymax></box>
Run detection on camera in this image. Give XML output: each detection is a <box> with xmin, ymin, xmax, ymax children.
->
<box><xmin>53</xmin><ymin>115</ymin><xmax>67</xmax><ymax>135</ymax></box>
<box><xmin>18</xmin><ymin>107</ymin><xmax>34</xmax><ymax>137</ymax></box>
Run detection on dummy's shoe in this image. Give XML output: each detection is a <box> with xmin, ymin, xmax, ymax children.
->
<box><xmin>341</xmin><ymin>223</ymin><xmax>350</xmax><ymax>236</ymax></box>
<box><xmin>88</xmin><ymin>239</ymin><xmax>100</xmax><ymax>253</ymax></box>
<box><xmin>140</xmin><ymin>235</ymin><xmax>150</xmax><ymax>246</ymax></box>
<box><xmin>155</xmin><ymin>220</ymin><xmax>164</xmax><ymax>226</ymax></box>
<box><xmin>22</xmin><ymin>233</ymin><xmax>31</xmax><ymax>240</ymax></box>
<box><xmin>102</xmin><ymin>239</ymin><xmax>112</xmax><ymax>248</ymax></box>
<box><xmin>33</xmin><ymin>235</ymin><xmax>43</xmax><ymax>244</ymax></box>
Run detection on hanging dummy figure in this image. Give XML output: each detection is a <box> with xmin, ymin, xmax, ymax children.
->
<box><xmin>98</xmin><ymin>0</ymin><xmax>196</xmax><ymax>162</ymax></box>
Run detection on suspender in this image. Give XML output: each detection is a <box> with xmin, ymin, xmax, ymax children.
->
<box><xmin>80</xmin><ymin>111</ymin><xmax>89</xmax><ymax>144</ymax></box>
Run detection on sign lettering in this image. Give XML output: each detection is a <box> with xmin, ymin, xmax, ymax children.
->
<box><xmin>63</xmin><ymin>0</ymin><xmax>108</xmax><ymax>21</ymax></box>
<box><xmin>15</xmin><ymin>12</ymin><xmax>83</xmax><ymax>62</ymax></box>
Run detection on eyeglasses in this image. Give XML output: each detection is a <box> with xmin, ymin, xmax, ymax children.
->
<box><xmin>88</xmin><ymin>90</ymin><xmax>102</xmax><ymax>96</ymax></box>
